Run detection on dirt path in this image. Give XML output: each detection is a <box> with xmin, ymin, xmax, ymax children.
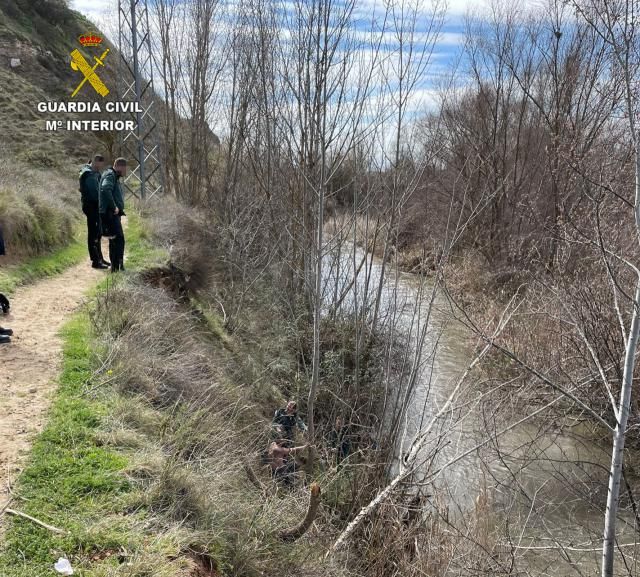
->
<box><xmin>0</xmin><ymin>257</ymin><xmax>107</xmax><ymax>509</ymax></box>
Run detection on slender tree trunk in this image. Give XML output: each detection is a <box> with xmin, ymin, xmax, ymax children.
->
<box><xmin>602</xmin><ymin>145</ymin><xmax>640</xmax><ymax>577</ymax></box>
<box><xmin>307</xmin><ymin>176</ymin><xmax>324</xmax><ymax>467</ymax></box>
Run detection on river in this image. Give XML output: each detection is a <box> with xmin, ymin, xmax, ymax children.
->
<box><xmin>324</xmin><ymin>242</ymin><xmax>639</xmax><ymax>576</ymax></box>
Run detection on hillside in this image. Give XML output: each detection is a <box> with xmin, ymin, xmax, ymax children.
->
<box><xmin>0</xmin><ymin>0</ymin><xmax>112</xmax><ymax>259</ymax></box>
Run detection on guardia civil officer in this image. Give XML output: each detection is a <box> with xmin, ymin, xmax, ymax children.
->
<box><xmin>79</xmin><ymin>154</ymin><xmax>109</xmax><ymax>269</ymax></box>
<box><xmin>99</xmin><ymin>158</ymin><xmax>127</xmax><ymax>273</ymax></box>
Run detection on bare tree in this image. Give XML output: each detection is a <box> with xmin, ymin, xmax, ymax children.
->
<box><xmin>568</xmin><ymin>2</ymin><xmax>640</xmax><ymax>575</ymax></box>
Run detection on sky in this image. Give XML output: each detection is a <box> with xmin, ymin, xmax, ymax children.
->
<box><xmin>71</xmin><ymin>0</ymin><xmax>494</xmax><ymax>21</ymax></box>
<box><xmin>69</xmin><ymin>0</ymin><xmax>491</xmax><ymax>90</ymax></box>
<box><xmin>69</xmin><ymin>0</ymin><xmax>499</xmax><ymax>135</ymax></box>
<box><xmin>70</xmin><ymin>0</ymin><xmax>493</xmax><ymax>55</ymax></box>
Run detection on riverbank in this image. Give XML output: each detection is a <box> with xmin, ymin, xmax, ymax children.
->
<box><xmin>337</xmin><ymin>212</ymin><xmax>624</xmax><ymax>424</ymax></box>
<box><xmin>323</xmin><ymin>213</ymin><xmax>640</xmax><ymax>575</ymax></box>
<box><xmin>5</xmin><ymin>206</ymin><xmax>624</xmax><ymax>576</ymax></box>
<box><xmin>0</xmin><ymin>209</ymin><xmax>392</xmax><ymax>576</ymax></box>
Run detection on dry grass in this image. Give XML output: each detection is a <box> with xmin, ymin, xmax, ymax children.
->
<box><xmin>0</xmin><ymin>0</ymin><xmax>108</xmax><ymax>260</ymax></box>
<box><xmin>88</xmin><ymin>275</ymin><xmax>353</xmax><ymax>576</ymax></box>
<box><xmin>20</xmin><ymin>206</ymin><xmax>502</xmax><ymax>576</ymax></box>
<box><xmin>0</xmin><ymin>159</ymin><xmax>80</xmax><ymax>257</ymax></box>
<box><xmin>342</xmin><ymin>481</ymin><xmax>509</xmax><ymax>577</ymax></box>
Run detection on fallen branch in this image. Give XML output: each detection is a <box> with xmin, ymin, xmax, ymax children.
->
<box><xmin>4</xmin><ymin>508</ymin><xmax>67</xmax><ymax>534</ymax></box>
<box><xmin>279</xmin><ymin>483</ymin><xmax>321</xmax><ymax>542</ymax></box>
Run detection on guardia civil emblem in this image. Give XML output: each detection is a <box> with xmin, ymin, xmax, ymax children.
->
<box><xmin>70</xmin><ymin>33</ymin><xmax>110</xmax><ymax>98</ymax></box>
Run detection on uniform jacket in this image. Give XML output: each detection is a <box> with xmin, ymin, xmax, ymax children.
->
<box><xmin>272</xmin><ymin>409</ymin><xmax>307</xmax><ymax>438</ymax></box>
<box><xmin>99</xmin><ymin>167</ymin><xmax>125</xmax><ymax>215</ymax></box>
<box><xmin>79</xmin><ymin>164</ymin><xmax>101</xmax><ymax>211</ymax></box>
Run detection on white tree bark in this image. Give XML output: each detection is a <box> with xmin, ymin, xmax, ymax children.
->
<box><xmin>564</xmin><ymin>4</ymin><xmax>639</xmax><ymax>574</ymax></box>
<box><xmin>601</xmin><ymin>147</ymin><xmax>640</xmax><ymax>577</ymax></box>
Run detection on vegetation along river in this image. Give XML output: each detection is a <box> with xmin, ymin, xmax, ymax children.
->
<box><xmin>324</xmin><ymin>243</ymin><xmax>639</xmax><ymax>575</ymax></box>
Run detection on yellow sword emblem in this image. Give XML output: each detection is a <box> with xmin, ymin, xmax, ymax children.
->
<box><xmin>70</xmin><ymin>48</ymin><xmax>110</xmax><ymax>98</ymax></box>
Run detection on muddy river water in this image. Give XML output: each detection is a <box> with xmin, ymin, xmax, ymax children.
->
<box><xmin>325</xmin><ymin>245</ymin><xmax>639</xmax><ymax>576</ymax></box>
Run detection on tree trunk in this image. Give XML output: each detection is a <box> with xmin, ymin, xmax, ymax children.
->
<box><xmin>602</xmin><ymin>146</ymin><xmax>640</xmax><ymax>577</ymax></box>
<box><xmin>279</xmin><ymin>483</ymin><xmax>321</xmax><ymax>542</ymax></box>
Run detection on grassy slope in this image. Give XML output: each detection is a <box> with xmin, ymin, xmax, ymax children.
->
<box><xmin>1</xmin><ymin>314</ymin><xmax>131</xmax><ymax>575</ymax></box>
<box><xmin>0</xmin><ymin>232</ymin><xmax>85</xmax><ymax>295</ymax></box>
<box><xmin>0</xmin><ymin>316</ymin><xmax>216</xmax><ymax>577</ymax></box>
<box><xmin>0</xmin><ymin>212</ymin><xmax>342</xmax><ymax>577</ymax></box>
<box><xmin>0</xmin><ymin>215</ymin><xmax>174</xmax><ymax>577</ymax></box>
<box><xmin>0</xmin><ymin>206</ymin><xmax>160</xmax><ymax>295</ymax></box>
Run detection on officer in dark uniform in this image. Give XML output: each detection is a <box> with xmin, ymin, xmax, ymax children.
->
<box><xmin>272</xmin><ymin>401</ymin><xmax>308</xmax><ymax>443</ymax></box>
<box><xmin>0</xmin><ymin>225</ymin><xmax>13</xmax><ymax>344</ymax></box>
<box><xmin>79</xmin><ymin>154</ymin><xmax>109</xmax><ymax>269</ymax></box>
<box><xmin>99</xmin><ymin>157</ymin><xmax>127</xmax><ymax>273</ymax></box>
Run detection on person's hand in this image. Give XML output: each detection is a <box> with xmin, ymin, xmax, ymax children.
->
<box><xmin>114</xmin><ymin>207</ymin><xmax>120</xmax><ymax>215</ymax></box>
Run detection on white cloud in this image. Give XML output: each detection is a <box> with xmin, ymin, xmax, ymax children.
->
<box><xmin>446</xmin><ymin>0</ymin><xmax>490</xmax><ymax>15</ymax></box>
<box><xmin>70</xmin><ymin>0</ymin><xmax>114</xmax><ymax>32</ymax></box>
<box><xmin>437</xmin><ymin>31</ymin><xmax>466</xmax><ymax>45</ymax></box>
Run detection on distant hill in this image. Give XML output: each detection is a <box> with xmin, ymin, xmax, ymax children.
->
<box><xmin>0</xmin><ymin>0</ymin><xmax>115</xmax><ymax>257</ymax></box>
<box><xmin>0</xmin><ymin>0</ymin><xmax>116</xmax><ymax>167</ymax></box>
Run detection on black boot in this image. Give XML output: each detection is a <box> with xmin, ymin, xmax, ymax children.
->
<box><xmin>0</xmin><ymin>334</ymin><xmax>10</xmax><ymax>344</ymax></box>
<box><xmin>0</xmin><ymin>327</ymin><xmax>13</xmax><ymax>336</ymax></box>
<box><xmin>92</xmin><ymin>261</ymin><xmax>109</xmax><ymax>270</ymax></box>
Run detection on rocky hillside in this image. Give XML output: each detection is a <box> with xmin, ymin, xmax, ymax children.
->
<box><xmin>0</xmin><ymin>0</ymin><xmax>114</xmax><ymax>257</ymax></box>
<box><xmin>0</xmin><ymin>0</ymin><xmax>116</xmax><ymax>165</ymax></box>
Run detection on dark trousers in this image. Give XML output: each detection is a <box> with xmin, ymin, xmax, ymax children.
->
<box><xmin>272</xmin><ymin>460</ymin><xmax>297</xmax><ymax>487</ymax></box>
<box><xmin>101</xmin><ymin>213</ymin><xmax>125</xmax><ymax>272</ymax></box>
<box><xmin>84</xmin><ymin>206</ymin><xmax>104</xmax><ymax>264</ymax></box>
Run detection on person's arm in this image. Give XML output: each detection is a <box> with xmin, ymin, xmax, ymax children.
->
<box><xmin>272</xmin><ymin>409</ymin><xmax>284</xmax><ymax>425</ymax></box>
<box><xmin>100</xmin><ymin>176</ymin><xmax>116</xmax><ymax>213</ymax></box>
<box><xmin>79</xmin><ymin>172</ymin><xmax>90</xmax><ymax>206</ymax></box>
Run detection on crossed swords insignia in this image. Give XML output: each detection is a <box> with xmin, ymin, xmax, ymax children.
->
<box><xmin>70</xmin><ymin>48</ymin><xmax>110</xmax><ymax>98</ymax></box>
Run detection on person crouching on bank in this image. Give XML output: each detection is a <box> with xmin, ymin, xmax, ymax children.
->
<box><xmin>99</xmin><ymin>157</ymin><xmax>127</xmax><ymax>273</ymax></box>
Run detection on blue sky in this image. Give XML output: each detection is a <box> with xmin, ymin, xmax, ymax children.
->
<box><xmin>71</xmin><ymin>0</ymin><xmax>494</xmax><ymax>20</ymax></box>
<box><xmin>70</xmin><ymin>0</ymin><xmax>488</xmax><ymax>66</ymax></box>
<box><xmin>70</xmin><ymin>0</ymin><xmax>488</xmax><ymax>97</ymax></box>
<box><xmin>70</xmin><ymin>0</ymin><xmax>497</xmax><ymax>134</ymax></box>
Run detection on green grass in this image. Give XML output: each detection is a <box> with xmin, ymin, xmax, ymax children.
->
<box><xmin>0</xmin><ymin>212</ymin><xmax>177</xmax><ymax>576</ymax></box>
<box><xmin>0</xmin><ymin>234</ymin><xmax>85</xmax><ymax>295</ymax></box>
<box><xmin>121</xmin><ymin>212</ymin><xmax>167</xmax><ymax>273</ymax></box>
<box><xmin>0</xmin><ymin>211</ymin><xmax>343</xmax><ymax>577</ymax></box>
<box><xmin>0</xmin><ymin>314</ymin><xmax>187</xmax><ymax>577</ymax></box>
<box><xmin>0</xmin><ymin>315</ymin><xmax>132</xmax><ymax>576</ymax></box>
<box><xmin>0</xmin><ymin>211</ymin><xmax>160</xmax><ymax>296</ymax></box>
